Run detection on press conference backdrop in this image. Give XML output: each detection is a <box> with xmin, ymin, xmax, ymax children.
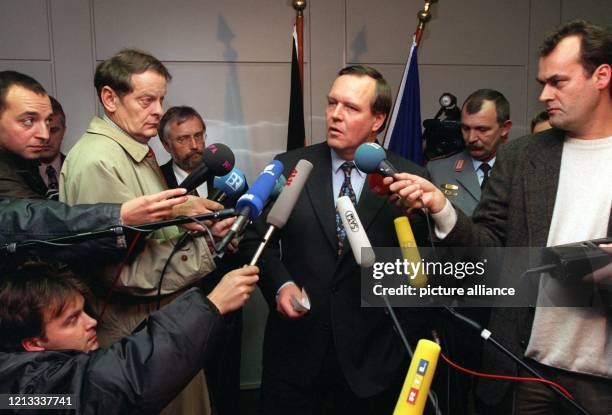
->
<box><xmin>0</xmin><ymin>0</ymin><xmax>609</xmax><ymax>388</ymax></box>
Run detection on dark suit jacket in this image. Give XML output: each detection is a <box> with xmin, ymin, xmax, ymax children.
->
<box><xmin>243</xmin><ymin>142</ymin><xmax>430</xmax><ymax>398</ymax></box>
<box><xmin>0</xmin><ymin>150</ymin><xmax>47</xmax><ymax>198</ymax></box>
<box><xmin>443</xmin><ymin>128</ymin><xmax>612</xmax><ymax>405</ymax></box>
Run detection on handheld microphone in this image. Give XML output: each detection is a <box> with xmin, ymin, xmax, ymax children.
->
<box><xmin>336</xmin><ymin>196</ymin><xmax>376</xmax><ymax>267</ymax></box>
<box><xmin>179</xmin><ymin>143</ymin><xmax>235</xmax><ymax>192</ymax></box>
<box><xmin>394</xmin><ymin>217</ymin><xmax>428</xmax><ymax>287</ymax></box>
<box><xmin>525</xmin><ymin>236</ymin><xmax>612</xmax><ymax>282</ymax></box>
<box><xmin>393</xmin><ymin>339</ymin><xmax>441</xmax><ymax>415</ymax></box>
<box><xmin>249</xmin><ymin>159</ymin><xmax>314</xmax><ymax>265</ymax></box>
<box><xmin>368</xmin><ymin>173</ymin><xmax>391</xmax><ymax>196</ymax></box>
<box><xmin>354</xmin><ymin>142</ymin><xmax>399</xmax><ymax>177</ymax></box>
<box><xmin>215</xmin><ymin>160</ymin><xmax>284</xmax><ymax>252</ymax></box>
<box><xmin>211</xmin><ymin>167</ymin><xmax>247</xmax><ymax>203</ymax></box>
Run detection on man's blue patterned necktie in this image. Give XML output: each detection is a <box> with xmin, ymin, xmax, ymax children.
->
<box><xmin>336</xmin><ymin>162</ymin><xmax>357</xmax><ymax>256</ymax></box>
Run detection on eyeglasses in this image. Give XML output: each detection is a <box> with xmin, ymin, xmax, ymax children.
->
<box><xmin>173</xmin><ymin>132</ymin><xmax>207</xmax><ymax>146</ymax></box>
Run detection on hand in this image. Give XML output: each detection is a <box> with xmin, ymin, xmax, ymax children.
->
<box><xmin>173</xmin><ymin>196</ymin><xmax>224</xmax><ymax>218</ymax></box>
<box><xmin>384</xmin><ymin>173</ymin><xmax>447</xmax><ymax>214</ymax></box>
<box><xmin>120</xmin><ymin>188</ymin><xmax>188</xmax><ymax>225</ymax></box>
<box><xmin>584</xmin><ymin>244</ymin><xmax>612</xmax><ymax>284</ymax></box>
<box><xmin>173</xmin><ymin>196</ymin><xmax>225</xmax><ymax>232</ymax></box>
<box><xmin>276</xmin><ymin>282</ymin><xmax>308</xmax><ymax>319</ymax></box>
<box><xmin>209</xmin><ymin>216</ymin><xmax>239</xmax><ymax>252</ymax></box>
<box><xmin>207</xmin><ymin>265</ymin><xmax>259</xmax><ymax>314</ymax></box>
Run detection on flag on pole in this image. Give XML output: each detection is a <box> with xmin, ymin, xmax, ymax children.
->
<box><xmin>383</xmin><ymin>38</ymin><xmax>423</xmax><ymax>165</ymax></box>
<box><xmin>287</xmin><ymin>25</ymin><xmax>305</xmax><ymax>151</ymax></box>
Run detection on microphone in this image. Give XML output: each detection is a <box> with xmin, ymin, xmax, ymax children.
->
<box><xmin>354</xmin><ymin>142</ymin><xmax>399</xmax><ymax>177</ymax></box>
<box><xmin>525</xmin><ymin>236</ymin><xmax>612</xmax><ymax>282</ymax></box>
<box><xmin>393</xmin><ymin>339</ymin><xmax>441</xmax><ymax>415</ymax></box>
<box><xmin>336</xmin><ymin>196</ymin><xmax>376</xmax><ymax>267</ymax></box>
<box><xmin>368</xmin><ymin>173</ymin><xmax>391</xmax><ymax>196</ymax></box>
<box><xmin>249</xmin><ymin>159</ymin><xmax>314</xmax><ymax>265</ymax></box>
<box><xmin>179</xmin><ymin>143</ymin><xmax>235</xmax><ymax>192</ymax></box>
<box><xmin>211</xmin><ymin>167</ymin><xmax>247</xmax><ymax>203</ymax></box>
<box><xmin>394</xmin><ymin>217</ymin><xmax>428</xmax><ymax>287</ymax></box>
<box><xmin>215</xmin><ymin>160</ymin><xmax>284</xmax><ymax>252</ymax></box>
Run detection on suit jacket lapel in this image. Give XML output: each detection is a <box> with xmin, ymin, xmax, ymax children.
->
<box><xmin>456</xmin><ymin>152</ymin><xmax>481</xmax><ymax>201</ymax></box>
<box><xmin>524</xmin><ymin>129</ymin><xmax>564</xmax><ymax>245</ymax></box>
<box><xmin>305</xmin><ymin>144</ymin><xmax>338</xmax><ymax>252</ymax></box>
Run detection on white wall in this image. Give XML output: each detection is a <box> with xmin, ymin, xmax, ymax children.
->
<box><xmin>1</xmin><ymin>0</ymin><xmax>609</xmax><ymax>387</ymax></box>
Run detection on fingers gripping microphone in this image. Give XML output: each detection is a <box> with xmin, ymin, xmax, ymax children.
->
<box><xmin>336</xmin><ymin>196</ymin><xmax>376</xmax><ymax>267</ymax></box>
<box><xmin>179</xmin><ymin>143</ymin><xmax>235</xmax><ymax>193</ymax></box>
<box><xmin>354</xmin><ymin>142</ymin><xmax>399</xmax><ymax>177</ymax></box>
<box><xmin>393</xmin><ymin>339</ymin><xmax>441</xmax><ymax>415</ymax></box>
<box><xmin>215</xmin><ymin>160</ymin><xmax>284</xmax><ymax>252</ymax></box>
<box><xmin>368</xmin><ymin>173</ymin><xmax>391</xmax><ymax>196</ymax></box>
<box><xmin>249</xmin><ymin>159</ymin><xmax>314</xmax><ymax>265</ymax></box>
<box><xmin>211</xmin><ymin>167</ymin><xmax>247</xmax><ymax>203</ymax></box>
<box><xmin>394</xmin><ymin>217</ymin><xmax>428</xmax><ymax>287</ymax></box>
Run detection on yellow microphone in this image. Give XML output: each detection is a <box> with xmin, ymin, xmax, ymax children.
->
<box><xmin>394</xmin><ymin>216</ymin><xmax>428</xmax><ymax>287</ymax></box>
<box><xmin>393</xmin><ymin>339</ymin><xmax>441</xmax><ymax>415</ymax></box>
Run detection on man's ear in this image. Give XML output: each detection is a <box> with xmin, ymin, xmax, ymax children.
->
<box><xmin>501</xmin><ymin>120</ymin><xmax>513</xmax><ymax>141</ymax></box>
<box><xmin>21</xmin><ymin>337</ymin><xmax>46</xmax><ymax>352</ymax></box>
<box><xmin>371</xmin><ymin>113</ymin><xmax>386</xmax><ymax>134</ymax></box>
<box><xmin>100</xmin><ymin>86</ymin><xmax>118</xmax><ymax>113</ymax></box>
<box><xmin>593</xmin><ymin>63</ymin><xmax>611</xmax><ymax>92</ymax></box>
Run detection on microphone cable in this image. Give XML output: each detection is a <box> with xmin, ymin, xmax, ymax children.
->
<box><xmin>155</xmin><ymin>215</ymin><xmax>221</xmax><ymax>310</ymax></box>
<box><xmin>415</xmin><ymin>195</ymin><xmax>590</xmax><ymax>415</ymax></box>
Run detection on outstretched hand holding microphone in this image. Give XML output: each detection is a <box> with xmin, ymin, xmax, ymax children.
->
<box><xmin>354</xmin><ymin>142</ymin><xmax>447</xmax><ymax>214</ymax></box>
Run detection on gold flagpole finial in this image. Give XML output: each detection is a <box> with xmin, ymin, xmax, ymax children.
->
<box><xmin>417</xmin><ymin>0</ymin><xmax>436</xmax><ymax>25</ymax></box>
<box><xmin>293</xmin><ymin>0</ymin><xmax>306</xmax><ymax>16</ymax></box>
<box><xmin>415</xmin><ymin>0</ymin><xmax>437</xmax><ymax>47</ymax></box>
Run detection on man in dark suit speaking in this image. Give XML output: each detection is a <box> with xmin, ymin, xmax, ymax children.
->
<box><xmin>244</xmin><ymin>65</ymin><xmax>430</xmax><ymax>414</ymax></box>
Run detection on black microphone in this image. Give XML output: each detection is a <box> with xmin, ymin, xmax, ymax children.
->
<box><xmin>179</xmin><ymin>143</ymin><xmax>235</xmax><ymax>193</ymax></box>
<box><xmin>249</xmin><ymin>159</ymin><xmax>313</xmax><ymax>265</ymax></box>
<box><xmin>525</xmin><ymin>237</ymin><xmax>612</xmax><ymax>282</ymax></box>
<box><xmin>354</xmin><ymin>142</ymin><xmax>399</xmax><ymax>177</ymax></box>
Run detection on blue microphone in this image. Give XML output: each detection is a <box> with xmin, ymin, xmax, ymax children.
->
<box><xmin>212</xmin><ymin>168</ymin><xmax>247</xmax><ymax>203</ymax></box>
<box><xmin>215</xmin><ymin>160</ymin><xmax>284</xmax><ymax>252</ymax></box>
<box><xmin>354</xmin><ymin>142</ymin><xmax>399</xmax><ymax>177</ymax></box>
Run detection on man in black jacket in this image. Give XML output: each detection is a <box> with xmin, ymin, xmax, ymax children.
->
<box><xmin>0</xmin><ymin>188</ymin><xmax>192</xmax><ymax>268</ymax></box>
<box><xmin>0</xmin><ymin>262</ymin><xmax>259</xmax><ymax>415</ymax></box>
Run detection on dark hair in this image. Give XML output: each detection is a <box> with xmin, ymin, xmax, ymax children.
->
<box><xmin>0</xmin><ymin>71</ymin><xmax>48</xmax><ymax>116</ymax></box>
<box><xmin>530</xmin><ymin>110</ymin><xmax>550</xmax><ymax>132</ymax></box>
<box><xmin>462</xmin><ymin>89</ymin><xmax>510</xmax><ymax>125</ymax></box>
<box><xmin>94</xmin><ymin>49</ymin><xmax>172</xmax><ymax>102</ymax></box>
<box><xmin>0</xmin><ymin>262</ymin><xmax>88</xmax><ymax>352</ymax></box>
<box><xmin>49</xmin><ymin>96</ymin><xmax>66</xmax><ymax>127</ymax></box>
<box><xmin>540</xmin><ymin>20</ymin><xmax>611</xmax><ymax>92</ymax></box>
<box><xmin>158</xmin><ymin>106</ymin><xmax>206</xmax><ymax>143</ymax></box>
<box><xmin>337</xmin><ymin>65</ymin><xmax>392</xmax><ymax>132</ymax></box>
